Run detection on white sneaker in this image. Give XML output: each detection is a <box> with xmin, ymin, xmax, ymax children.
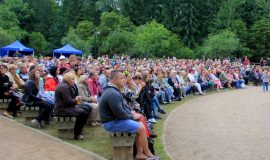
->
<box><xmin>30</xmin><ymin>119</ymin><xmax>41</xmax><ymax>128</ymax></box>
<box><xmin>3</xmin><ymin>111</ymin><xmax>14</xmax><ymax>119</ymax></box>
<box><xmin>149</xmin><ymin>118</ymin><xmax>157</xmax><ymax>123</ymax></box>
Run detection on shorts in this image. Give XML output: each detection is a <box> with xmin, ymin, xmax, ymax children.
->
<box><xmin>102</xmin><ymin>119</ymin><xmax>140</xmax><ymax>134</ymax></box>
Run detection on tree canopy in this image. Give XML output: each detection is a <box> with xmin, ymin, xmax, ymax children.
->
<box><xmin>0</xmin><ymin>0</ymin><xmax>269</xmax><ymax>59</ymax></box>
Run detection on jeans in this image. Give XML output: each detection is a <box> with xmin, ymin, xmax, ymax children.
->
<box><xmin>161</xmin><ymin>88</ymin><xmax>171</xmax><ymax>102</ymax></box>
<box><xmin>185</xmin><ymin>85</ymin><xmax>192</xmax><ymax>95</ymax></box>
<box><xmin>103</xmin><ymin>119</ymin><xmax>140</xmax><ymax>134</ymax></box>
<box><xmin>152</xmin><ymin>96</ymin><xmax>161</xmax><ymax>117</ymax></box>
<box><xmin>234</xmin><ymin>80</ymin><xmax>245</xmax><ymax>89</ymax></box>
<box><xmin>167</xmin><ymin>87</ymin><xmax>174</xmax><ymax>99</ymax></box>
<box><xmin>200</xmin><ymin>82</ymin><xmax>208</xmax><ymax>92</ymax></box>
<box><xmin>156</xmin><ymin>91</ymin><xmax>166</xmax><ymax>103</ymax></box>
<box><xmin>262</xmin><ymin>82</ymin><xmax>269</xmax><ymax>92</ymax></box>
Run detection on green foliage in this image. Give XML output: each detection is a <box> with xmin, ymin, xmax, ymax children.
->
<box><xmin>0</xmin><ymin>0</ymin><xmax>28</xmax><ymax>40</ymax></box>
<box><xmin>1</xmin><ymin>0</ymin><xmax>270</xmax><ymax>59</ymax></box>
<box><xmin>101</xmin><ymin>29</ymin><xmax>133</xmax><ymax>55</ymax></box>
<box><xmin>4</xmin><ymin>0</ymin><xmax>31</xmax><ymax>23</ymax></box>
<box><xmin>177</xmin><ymin>47</ymin><xmax>196</xmax><ymax>59</ymax></box>
<box><xmin>29</xmin><ymin>32</ymin><xmax>48</xmax><ymax>55</ymax></box>
<box><xmin>201</xmin><ymin>30</ymin><xmax>239</xmax><ymax>58</ymax></box>
<box><xmin>132</xmin><ymin>21</ymin><xmax>190</xmax><ymax>58</ymax></box>
<box><xmin>178</xmin><ymin>0</ymin><xmax>200</xmax><ymax>48</ymax></box>
<box><xmin>61</xmin><ymin>28</ymin><xmax>92</xmax><ymax>56</ymax></box>
<box><xmin>79</xmin><ymin>0</ymin><xmax>100</xmax><ymax>24</ymax></box>
<box><xmin>98</xmin><ymin>11</ymin><xmax>134</xmax><ymax>37</ymax></box>
<box><xmin>25</xmin><ymin>0</ymin><xmax>60</xmax><ymax>49</ymax></box>
<box><xmin>0</xmin><ymin>27</ymin><xmax>15</xmax><ymax>46</ymax></box>
<box><xmin>212</xmin><ymin>0</ymin><xmax>243</xmax><ymax>31</ymax></box>
<box><xmin>237</xmin><ymin>0</ymin><xmax>270</xmax><ymax>27</ymax></box>
<box><xmin>75</xmin><ymin>21</ymin><xmax>95</xmax><ymax>41</ymax></box>
<box><xmin>96</xmin><ymin>0</ymin><xmax>120</xmax><ymax>13</ymax></box>
<box><xmin>0</xmin><ymin>5</ymin><xmax>18</xmax><ymax>29</ymax></box>
<box><xmin>119</xmin><ymin>0</ymin><xmax>160</xmax><ymax>25</ymax></box>
<box><xmin>248</xmin><ymin>19</ymin><xmax>270</xmax><ymax>58</ymax></box>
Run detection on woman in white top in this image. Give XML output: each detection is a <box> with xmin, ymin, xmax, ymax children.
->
<box><xmin>7</xmin><ymin>64</ymin><xmax>25</xmax><ymax>91</ymax></box>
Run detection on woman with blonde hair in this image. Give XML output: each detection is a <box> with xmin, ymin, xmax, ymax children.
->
<box><xmin>7</xmin><ymin>64</ymin><xmax>25</xmax><ymax>90</ymax></box>
<box><xmin>54</xmin><ymin>72</ymin><xmax>89</xmax><ymax>140</ymax></box>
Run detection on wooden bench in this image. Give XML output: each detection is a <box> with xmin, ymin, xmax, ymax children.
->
<box><xmin>110</xmin><ymin>132</ymin><xmax>136</xmax><ymax>160</ymax></box>
<box><xmin>0</xmin><ymin>98</ymin><xmax>11</xmax><ymax>113</ymax></box>
<box><xmin>54</xmin><ymin>116</ymin><xmax>76</xmax><ymax>139</ymax></box>
<box><xmin>20</xmin><ymin>105</ymin><xmax>40</xmax><ymax>125</ymax></box>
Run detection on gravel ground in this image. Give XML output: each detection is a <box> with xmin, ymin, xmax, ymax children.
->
<box><xmin>0</xmin><ymin>116</ymin><xmax>105</xmax><ymax>160</ymax></box>
<box><xmin>164</xmin><ymin>86</ymin><xmax>270</xmax><ymax>160</ymax></box>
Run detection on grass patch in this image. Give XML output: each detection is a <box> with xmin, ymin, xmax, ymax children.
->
<box><xmin>153</xmin><ymin>96</ymin><xmax>197</xmax><ymax>160</ymax></box>
<box><xmin>14</xmin><ymin>89</ymin><xmax>229</xmax><ymax>159</ymax></box>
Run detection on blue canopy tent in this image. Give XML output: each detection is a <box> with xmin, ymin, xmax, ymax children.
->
<box><xmin>53</xmin><ymin>44</ymin><xmax>83</xmax><ymax>58</ymax></box>
<box><xmin>0</xmin><ymin>40</ymin><xmax>34</xmax><ymax>57</ymax></box>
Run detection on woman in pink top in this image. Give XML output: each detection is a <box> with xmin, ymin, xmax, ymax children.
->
<box><xmin>208</xmin><ymin>70</ymin><xmax>223</xmax><ymax>91</ymax></box>
<box><xmin>88</xmin><ymin>71</ymin><xmax>102</xmax><ymax>99</ymax></box>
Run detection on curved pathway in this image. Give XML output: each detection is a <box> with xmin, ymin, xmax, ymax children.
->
<box><xmin>0</xmin><ymin>116</ymin><xmax>106</xmax><ymax>160</ymax></box>
<box><xmin>164</xmin><ymin>86</ymin><xmax>270</xmax><ymax>160</ymax></box>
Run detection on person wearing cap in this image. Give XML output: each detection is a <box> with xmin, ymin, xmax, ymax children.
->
<box><xmin>58</xmin><ymin>55</ymin><xmax>70</xmax><ymax>69</ymax></box>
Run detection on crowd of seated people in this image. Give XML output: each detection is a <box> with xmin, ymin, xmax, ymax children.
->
<box><xmin>0</xmin><ymin>55</ymin><xmax>267</xmax><ymax>157</ymax></box>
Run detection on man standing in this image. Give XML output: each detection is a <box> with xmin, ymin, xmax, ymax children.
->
<box><xmin>99</xmin><ymin>70</ymin><xmax>158</xmax><ymax>160</ymax></box>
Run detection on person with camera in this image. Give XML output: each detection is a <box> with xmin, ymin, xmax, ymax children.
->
<box><xmin>21</xmin><ymin>69</ymin><xmax>53</xmax><ymax>128</ymax></box>
<box><xmin>1</xmin><ymin>64</ymin><xmax>21</xmax><ymax>118</ymax></box>
<box><xmin>54</xmin><ymin>72</ymin><xmax>89</xmax><ymax>140</ymax></box>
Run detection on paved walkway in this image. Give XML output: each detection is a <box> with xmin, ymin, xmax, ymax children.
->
<box><xmin>0</xmin><ymin>116</ymin><xmax>106</xmax><ymax>160</ymax></box>
<box><xmin>164</xmin><ymin>86</ymin><xmax>270</xmax><ymax>160</ymax></box>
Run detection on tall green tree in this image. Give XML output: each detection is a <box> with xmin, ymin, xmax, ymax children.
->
<box><xmin>24</xmin><ymin>0</ymin><xmax>60</xmax><ymax>49</ymax></box>
<box><xmin>237</xmin><ymin>0</ymin><xmax>270</xmax><ymax>28</ymax></box>
<box><xmin>178</xmin><ymin>0</ymin><xmax>200</xmax><ymax>48</ymax></box>
<box><xmin>75</xmin><ymin>21</ymin><xmax>95</xmax><ymax>41</ymax></box>
<box><xmin>29</xmin><ymin>32</ymin><xmax>48</xmax><ymax>55</ymax></box>
<box><xmin>248</xmin><ymin>19</ymin><xmax>270</xmax><ymax>58</ymax></box>
<box><xmin>0</xmin><ymin>27</ymin><xmax>15</xmax><ymax>46</ymax></box>
<box><xmin>211</xmin><ymin>0</ymin><xmax>243</xmax><ymax>32</ymax></box>
<box><xmin>0</xmin><ymin>1</ymin><xmax>27</xmax><ymax>40</ymax></box>
<box><xmin>101</xmin><ymin>29</ymin><xmax>133</xmax><ymax>55</ymax></box>
<box><xmin>201</xmin><ymin>30</ymin><xmax>239</xmax><ymax>58</ymax></box>
<box><xmin>61</xmin><ymin>28</ymin><xmax>92</xmax><ymax>55</ymax></box>
<box><xmin>119</xmin><ymin>0</ymin><xmax>161</xmax><ymax>25</ymax></box>
<box><xmin>133</xmin><ymin>21</ymin><xmax>188</xmax><ymax>58</ymax></box>
<box><xmin>79</xmin><ymin>0</ymin><xmax>101</xmax><ymax>25</ymax></box>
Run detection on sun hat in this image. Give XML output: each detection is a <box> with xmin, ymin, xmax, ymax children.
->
<box><xmin>59</xmin><ymin>55</ymin><xmax>66</xmax><ymax>60</ymax></box>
